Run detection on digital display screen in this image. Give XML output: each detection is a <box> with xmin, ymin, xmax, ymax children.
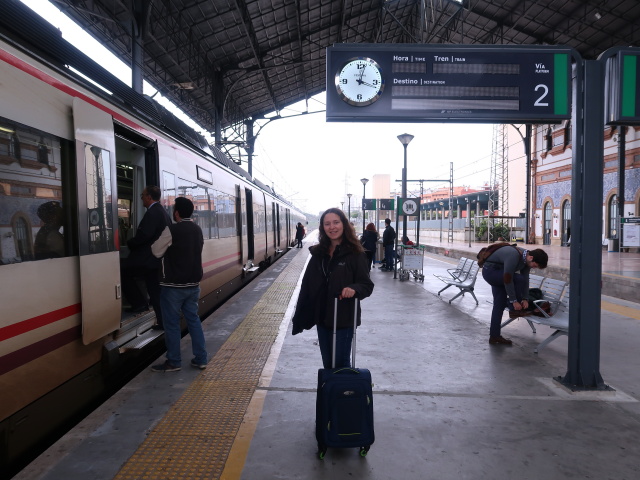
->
<box><xmin>605</xmin><ymin>50</ymin><xmax>640</xmax><ymax>125</ymax></box>
<box><xmin>326</xmin><ymin>44</ymin><xmax>573</xmax><ymax>123</ymax></box>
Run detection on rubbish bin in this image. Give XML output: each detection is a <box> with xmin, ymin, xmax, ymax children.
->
<box><xmin>376</xmin><ymin>241</ymin><xmax>384</xmax><ymax>265</ymax></box>
<box><xmin>608</xmin><ymin>238</ymin><xmax>619</xmax><ymax>252</ymax></box>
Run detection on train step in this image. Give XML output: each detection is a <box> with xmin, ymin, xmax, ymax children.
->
<box><xmin>119</xmin><ymin>327</ymin><xmax>164</xmax><ymax>353</ymax></box>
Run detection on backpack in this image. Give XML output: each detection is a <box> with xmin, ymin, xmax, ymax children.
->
<box><xmin>476</xmin><ymin>242</ymin><xmax>518</xmax><ymax>267</ymax></box>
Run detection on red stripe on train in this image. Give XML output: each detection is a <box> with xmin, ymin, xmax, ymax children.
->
<box><xmin>0</xmin><ymin>304</ymin><xmax>82</xmax><ymax>342</ymax></box>
<box><xmin>0</xmin><ymin>326</ymin><xmax>82</xmax><ymax>375</ymax></box>
<box><xmin>203</xmin><ymin>251</ymin><xmax>240</xmax><ymax>268</ymax></box>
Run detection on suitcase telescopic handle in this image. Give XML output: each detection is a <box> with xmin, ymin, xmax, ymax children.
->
<box><xmin>332</xmin><ymin>296</ymin><xmax>359</xmax><ymax>369</ymax></box>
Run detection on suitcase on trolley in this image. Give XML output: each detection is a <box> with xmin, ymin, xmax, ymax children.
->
<box><xmin>316</xmin><ymin>297</ymin><xmax>374</xmax><ymax>459</ymax></box>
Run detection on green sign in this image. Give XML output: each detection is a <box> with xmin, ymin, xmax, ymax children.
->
<box><xmin>378</xmin><ymin>198</ymin><xmax>394</xmax><ymax>210</ymax></box>
<box><xmin>362</xmin><ymin>199</ymin><xmax>377</xmax><ymax>210</ymax></box>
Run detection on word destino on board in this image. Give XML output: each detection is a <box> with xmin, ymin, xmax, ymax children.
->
<box><xmin>326</xmin><ymin>44</ymin><xmax>572</xmax><ymax>124</ymax></box>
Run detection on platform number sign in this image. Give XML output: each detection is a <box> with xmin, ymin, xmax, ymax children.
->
<box><xmin>362</xmin><ymin>199</ymin><xmax>377</xmax><ymax>210</ymax></box>
<box><xmin>605</xmin><ymin>50</ymin><xmax>640</xmax><ymax>125</ymax></box>
<box><xmin>378</xmin><ymin>198</ymin><xmax>395</xmax><ymax>210</ymax></box>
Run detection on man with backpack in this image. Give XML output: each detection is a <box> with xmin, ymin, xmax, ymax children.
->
<box><xmin>481</xmin><ymin>244</ymin><xmax>548</xmax><ymax>345</ymax></box>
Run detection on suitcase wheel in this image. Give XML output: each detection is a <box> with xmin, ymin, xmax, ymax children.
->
<box><xmin>359</xmin><ymin>446</ymin><xmax>370</xmax><ymax>457</ymax></box>
<box><xmin>318</xmin><ymin>445</ymin><xmax>327</xmax><ymax>460</ymax></box>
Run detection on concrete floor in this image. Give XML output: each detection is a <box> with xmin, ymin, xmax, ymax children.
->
<box><xmin>16</xmin><ymin>239</ymin><xmax>640</xmax><ymax>480</ymax></box>
<box><xmin>241</xmin><ymin>252</ymin><xmax>640</xmax><ymax>480</ymax></box>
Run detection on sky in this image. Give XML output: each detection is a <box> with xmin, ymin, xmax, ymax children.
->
<box><xmin>22</xmin><ymin>0</ymin><xmax>502</xmax><ymax>215</ymax></box>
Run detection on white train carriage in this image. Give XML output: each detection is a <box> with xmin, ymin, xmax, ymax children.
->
<box><xmin>0</xmin><ymin>29</ymin><xmax>304</xmax><ymax>474</ymax></box>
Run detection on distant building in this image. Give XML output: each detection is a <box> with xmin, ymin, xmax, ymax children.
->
<box><xmin>529</xmin><ymin>124</ymin><xmax>640</xmax><ymax>246</ymax></box>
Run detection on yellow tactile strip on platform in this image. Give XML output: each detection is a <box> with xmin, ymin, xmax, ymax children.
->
<box><xmin>114</xmin><ymin>250</ymin><xmax>308</xmax><ymax>480</ymax></box>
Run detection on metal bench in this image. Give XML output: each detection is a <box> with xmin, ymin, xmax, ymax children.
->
<box><xmin>501</xmin><ymin>277</ymin><xmax>569</xmax><ymax>353</ymax></box>
<box><xmin>443</xmin><ymin>257</ymin><xmax>470</xmax><ymax>281</ymax></box>
<box><xmin>526</xmin><ymin>286</ymin><xmax>570</xmax><ymax>353</ymax></box>
<box><xmin>436</xmin><ymin>260</ymin><xmax>480</xmax><ymax>305</ymax></box>
<box><xmin>434</xmin><ymin>257</ymin><xmax>471</xmax><ymax>284</ymax></box>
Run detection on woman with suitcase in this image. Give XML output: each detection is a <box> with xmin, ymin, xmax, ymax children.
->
<box><xmin>292</xmin><ymin>207</ymin><xmax>374</xmax><ymax>368</ymax></box>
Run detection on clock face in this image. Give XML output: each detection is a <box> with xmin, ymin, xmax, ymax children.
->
<box><xmin>335</xmin><ymin>57</ymin><xmax>384</xmax><ymax>106</ymax></box>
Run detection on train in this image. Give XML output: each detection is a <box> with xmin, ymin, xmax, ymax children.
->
<box><xmin>0</xmin><ymin>9</ymin><xmax>305</xmax><ymax>476</ymax></box>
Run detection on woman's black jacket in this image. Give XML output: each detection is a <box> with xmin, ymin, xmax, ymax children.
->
<box><xmin>361</xmin><ymin>230</ymin><xmax>378</xmax><ymax>252</ymax></box>
<box><xmin>291</xmin><ymin>243</ymin><xmax>374</xmax><ymax>335</ymax></box>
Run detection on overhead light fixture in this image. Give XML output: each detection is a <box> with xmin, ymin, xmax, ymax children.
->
<box><xmin>594</xmin><ymin>11</ymin><xmax>602</xmax><ymax>20</ymax></box>
<box><xmin>171</xmin><ymin>82</ymin><xmax>196</xmax><ymax>90</ymax></box>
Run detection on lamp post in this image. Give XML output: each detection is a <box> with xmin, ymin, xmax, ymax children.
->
<box><xmin>347</xmin><ymin>193</ymin><xmax>352</xmax><ymax>221</ymax></box>
<box><xmin>397</xmin><ymin>133</ymin><xmax>414</xmax><ymax>244</ymax></box>
<box><xmin>341</xmin><ymin>201</ymin><xmax>344</xmax><ymax>213</ymax></box>
<box><xmin>360</xmin><ymin>178</ymin><xmax>369</xmax><ymax>234</ymax></box>
<box><xmin>439</xmin><ymin>201</ymin><xmax>444</xmax><ymax>242</ymax></box>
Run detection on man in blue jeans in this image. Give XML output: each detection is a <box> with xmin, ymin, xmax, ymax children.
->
<box><xmin>150</xmin><ymin>197</ymin><xmax>208</xmax><ymax>372</ymax></box>
<box><xmin>381</xmin><ymin>218</ymin><xmax>396</xmax><ymax>271</ymax></box>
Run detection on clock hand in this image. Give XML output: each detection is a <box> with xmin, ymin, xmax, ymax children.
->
<box><xmin>360</xmin><ymin>80</ymin><xmax>377</xmax><ymax>88</ymax></box>
<box><xmin>358</xmin><ymin>64</ymin><xmax>366</xmax><ymax>82</ymax></box>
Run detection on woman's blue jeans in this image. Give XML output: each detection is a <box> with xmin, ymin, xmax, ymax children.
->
<box><xmin>316</xmin><ymin>322</ymin><xmax>354</xmax><ymax>369</ymax></box>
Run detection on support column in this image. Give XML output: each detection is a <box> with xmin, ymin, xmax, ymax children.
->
<box><xmin>559</xmin><ymin>58</ymin><xmax>606</xmax><ymax>390</ymax></box>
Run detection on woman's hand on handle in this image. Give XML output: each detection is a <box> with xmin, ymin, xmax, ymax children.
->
<box><xmin>339</xmin><ymin>287</ymin><xmax>356</xmax><ymax>300</ymax></box>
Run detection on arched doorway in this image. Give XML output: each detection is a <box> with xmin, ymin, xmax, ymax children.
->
<box><xmin>543</xmin><ymin>202</ymin><xmax>552</xmax><ymax>245</ymax></box>
<box><xmin>609</xmin><ymin>194</ymin><xmax>619</xmax><ymax>239</ymax></box>
<box><xmin>562</xmin><ymin>200</ymin><xmax>571</xmax><ymax>246</ymax></box>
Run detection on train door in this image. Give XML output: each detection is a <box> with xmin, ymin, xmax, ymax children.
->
<box><xmin>72</xmin><ymin>98</ymin><xmax>120</xmax><ymax>344</ymax></box>
<box><xmin>245</xmin><ymin>188</ymin><xmax>255</xmax><ymax>261</ymax></box>
<box><xmin>275</xmin><ymin>204</ymin><xmax>281</xmax><ymax>249</ymax></box>
<box><xmin>114</xmin><ymin>124</ymin><xmax>159</xmax><ymax>259</ymax></box>
<box><xmin>285</xmin><ymin>208</ymin><xmax>291</xmax><ymax>247</ymax></box>
<box><xmin>236</xmin><ymin>185</ymin><xmax>249</xmax><ymax>267</ymax></box>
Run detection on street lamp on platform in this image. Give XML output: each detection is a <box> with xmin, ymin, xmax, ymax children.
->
<box><xmin>361</xmin><ymin>178</ymin><xmax>369</xmax><ymax>234</ymax></box>
<box><xmin>347</xmin><ymin>193</ymin><xmax>352</xmax><ymax>221</ymax></box>
<box><xmin>397</xmin><ymin>133</ymin><xmax>414</xmax><ymax>243</ymax></box>
<box><xmin>439</xmin><ymin>201</ymin><xmax>444</xmax><ymax>242</ymax></box>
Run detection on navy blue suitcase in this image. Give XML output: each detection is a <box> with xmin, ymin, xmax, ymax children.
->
<box><xmin>316</xmin><ymin>298</ymin><xmax>374</xmax><ymax>459</ymax></box>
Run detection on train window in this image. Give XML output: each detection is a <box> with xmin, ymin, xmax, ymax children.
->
<box><xmin>84</xmin><ymin>145</ymin><xmax>114</xmax><ymax>254</ymax></box>
<box><xmin>162</xmin><ymin>170</ymin><xmax>176</xmax><ymax>218</ymax></box>
<box><xmin>177</xmin><ymin>178</ymin><xmax>213</xmax><ymax>239</ymax></box>
<box><xmin>216</xmin><ymin>191</ymin><xmax>236</xmax><ymax>238</ymax></box>
<box><xmin>196</xmin><ymin>166</ymin><xmax>213</xmax><ymax>185</ymax></box>
<box><xmin>0</xmin><ymin>117</ymin><xmax>73</xmax><ymax>265</ymax></box>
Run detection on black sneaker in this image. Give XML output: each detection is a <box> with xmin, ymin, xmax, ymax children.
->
<box><xmin>151</xmin><ymin>361</ymin><xmax>181</xmax><ymax>372</ymax></box>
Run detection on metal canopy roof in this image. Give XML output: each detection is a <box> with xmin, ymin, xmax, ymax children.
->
<box><xmin>19</xmin><ymin>0</ymin><xmax>640</xmax><ymax>138</ymax></box>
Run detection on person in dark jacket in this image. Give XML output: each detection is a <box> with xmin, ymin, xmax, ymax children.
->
<box><xmin>482</xmin><ymin>245</ymin><xmax>548</xmax><ymax>345</ymax></box>
<box><xmin>360</xmin><ymin>223</ymin><xmax>379</xmax><ymax>271</ymax></box>
<box><xmin>150</xmin><ymin>197</ymin><xmax>207</xmax><ymax>372</ymax></box>
<box><xmin>381</xmin><ymin>218</ymin><xmax>396</xmax><ymax>271</ymax></box>
<box><xmin>291</xmin><ymin>208</ymin><xmax>374</xmax><ymax>369</ymax></box>
<box><xmin>120</xmin><ymin>185</ymin><xmax>172</xmax><ymax>327</ymax></box>
<box><xmin>295</xmin><ymin>222</ymin><xmax>305</xmax><ymax>248</ymax></box>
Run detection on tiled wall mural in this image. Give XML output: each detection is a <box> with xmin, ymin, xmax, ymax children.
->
<box><xmin>536</xmin><ymin>170</ymin><xmax>640</xmax><ymax>208</ymax></box>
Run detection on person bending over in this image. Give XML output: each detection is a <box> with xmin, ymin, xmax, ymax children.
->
<box><xmin>481</xmin><ymin>245</ymin><xmax>548</xmax><ymax>345</ymax></box>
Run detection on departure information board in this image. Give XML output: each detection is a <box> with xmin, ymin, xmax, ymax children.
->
<box><xmin>326</xmin><ymin>44</ymin><xmax>573</xmax><ymax>123</ymax></box>
<box><xmin>605</xmin><ymin>50</ymin><xmax>640</xmax><ymax>125</ymax></box>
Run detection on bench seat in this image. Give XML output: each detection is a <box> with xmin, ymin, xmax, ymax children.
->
<box><xmin>501</xmin><ymin>278</ymin><xmax>570</xmax><ymax>353</ymax></box>
<box><xmin>435</xmin><ymin>259</ymin><xmax>480</xmax><ymax>305</ymax></box>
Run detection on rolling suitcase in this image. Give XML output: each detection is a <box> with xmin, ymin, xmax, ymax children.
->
<box><xmin>316</xmin><ymin>297</ymin><xmax>374</xmax><ymax>459</ymax></box>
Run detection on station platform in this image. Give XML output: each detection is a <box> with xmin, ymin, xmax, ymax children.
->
<box><xmin>15</xmin><ymin>236</ymin><xmax>640</xmax><ymax>480</ymax></box>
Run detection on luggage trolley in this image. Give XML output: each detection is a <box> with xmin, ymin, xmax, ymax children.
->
<box><xmin>398</xmin><ymin>244</ymin><xmax>426</xmax><ymax>282</ymax></box>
